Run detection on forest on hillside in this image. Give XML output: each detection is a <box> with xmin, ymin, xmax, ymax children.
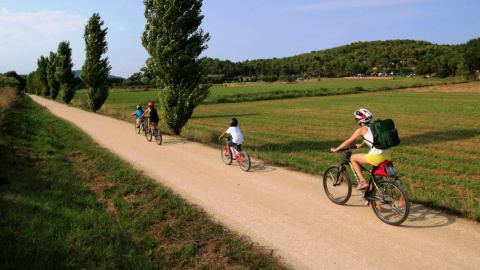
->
<box><xmin>197</xmin><ymin>39</ymin><xmax>471</xmax><ymax>83</ymax></box>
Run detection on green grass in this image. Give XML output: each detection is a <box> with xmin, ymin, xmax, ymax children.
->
<box><xmin>71</xmin><ymin>77</ymin><xmax>468</xmax><ymax>133</ymax></box>
<box><xmin>204</xmin><ymin>77</ymin><xmax>465</xmax><ymax>103</ymax></box>
<box><xmin>0</xmin><ymin>95</ymin><xmax>288</xmax><ymax>269</ymax></box>
<box><xmin>72</xmin><ymin>77</ymin><xmax>465</xmax><ymax>109</ymax></box>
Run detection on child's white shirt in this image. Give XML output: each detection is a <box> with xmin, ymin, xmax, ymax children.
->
<box><xmin>226</xmin><ymin>126</ymin><xmax>244</xmax><ymax>144</ymax></box>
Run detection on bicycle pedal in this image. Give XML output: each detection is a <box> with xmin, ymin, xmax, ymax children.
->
<box><xmin>361</xmin><ymin>198</ymin><xmax>369</xmax><ymax>205</ymax></box>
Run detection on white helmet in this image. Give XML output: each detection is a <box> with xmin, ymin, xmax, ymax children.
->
<box><xmin>354</xmin><ymin>108</ymin><xmax>373</xmax><ymax>123</ymax></box>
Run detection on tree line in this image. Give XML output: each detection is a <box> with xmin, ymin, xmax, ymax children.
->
<box><xmin>15</xmin><ymin>13</ymin><xmax>111</xmax><ymax>111</ymax></box>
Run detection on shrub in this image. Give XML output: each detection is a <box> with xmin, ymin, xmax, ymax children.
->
<box><xmin>0</xmin><ymin>76</ymin><xmax>20</xmax><ymax>93</ymax></box>
<box><xmin>0</xmin><ymin>87</ymin><xmax>20</xmax><ymax>130</ymax></box>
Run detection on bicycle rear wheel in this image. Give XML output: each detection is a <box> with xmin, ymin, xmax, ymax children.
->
<box><xmin>155</xmin><ymin>127</ymin><xmax>162</xmax><ymax>145</ymax></box>
<box><xmin>238</xmin><ymin>151</ymin><xmax>251</xmax><ymax>172</ymax></box>
<box><xmin>145</xmin><ymin>124</ymin><xmax>153</xmax><ymax>142</ymax></box>
<box><xmin>323</xmin><ymin>165</ymin><xmax>352</xmax><ymax>205</ymax></box>
<box><xmin>135</xmin><ymin>121</ymin><xmax>140</xmax><ymax>134</ymax></box>
<box><xmin>371</xmin><ymin>180</ymin><xmax>410</xmax><ymax>226</ymax></box>
<box><xmin>221</xmin><ymin>146</ymin><xmax>232</xmax><ymax>165</ymax></box>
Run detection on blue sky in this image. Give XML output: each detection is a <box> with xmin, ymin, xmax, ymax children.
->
<box><xmin>1</xmin><ymin>0</ymin><xmax>479</xmax><ymax>78</ymax></box>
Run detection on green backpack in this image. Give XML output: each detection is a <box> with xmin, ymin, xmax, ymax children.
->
<box><xmin>365</xmin><ymin>119</ymin><xmax>400</xmax><ymax>149</ymax></box>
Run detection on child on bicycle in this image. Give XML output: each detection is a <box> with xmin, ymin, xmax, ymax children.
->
<box><xmin>130</xmin><ymin>104</ymin><xmax>144</xmax><ymax>127</ymax></box>
<box><xmin>219</xmin><ymin>118</ymin><xmax>244</xmax><ymax>159</ymax></box>
<box><xmin>330</xmin><ymin>108</ymin><xmax>392</xmax><ymax>190</ymax></box>
<box><xmin>141</xmin><ymin>101</ymin><xmax>160</xmax><ymax>132</ymax></box>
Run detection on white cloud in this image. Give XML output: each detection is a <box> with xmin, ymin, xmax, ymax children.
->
<box><xmin>284</xmin><ymin>0</ymin><xmax>432</xmax><ymax>11</ymax></box>
<box><xmin>0</xmin><ymin>8</ymin><xmax>87</xmax><ymax>36</ymax></box>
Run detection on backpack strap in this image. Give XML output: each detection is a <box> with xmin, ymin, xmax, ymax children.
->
<box><xmin>361</xmin><ymin>123</ymin><xmax>374</xmax><ymax>146</ymax></box>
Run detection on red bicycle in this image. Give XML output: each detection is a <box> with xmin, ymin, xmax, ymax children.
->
<box><xmin>221</xmin><ymin>135</ymin><xmax>251</xmax><ymax>172</ymax></box>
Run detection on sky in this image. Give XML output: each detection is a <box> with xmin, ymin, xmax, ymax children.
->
<box><xmin>1</xmin><ymin>0</ymin><xmax>479</xmax><ymax>78</ymax></box>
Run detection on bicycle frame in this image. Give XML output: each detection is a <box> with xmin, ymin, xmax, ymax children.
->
<box><xmin>340</xmin><ymin>149</ymin><xmax>380</xmax><ymax>192</ymax></box>
<box><xmin>228</xmin><ymin>145</ymin><xmax>246</xmax><ymax>162</ymax></box>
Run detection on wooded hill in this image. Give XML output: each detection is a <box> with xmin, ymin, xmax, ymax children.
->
<box><xmin>199</xmin><ymin>39</ymin><xmax>471</xmax><ymax>82</ymax></box>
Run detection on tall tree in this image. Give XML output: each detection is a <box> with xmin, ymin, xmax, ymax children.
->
<box><xmin>47</xmin><ymin>51</ymin><xmax>60</xmax><ymax>99</ymax></box>
<box><xmin>37</xmin><ymin>55</ymin><xmax>50</xmax><ymax>96</ymax></box>
<box><xmin>26</xmin><ymin>71</ymin><xmax>37</xmax><ymax>94</ymax></box>
<box><xmin>142</xmin><ymin>0</ymin><xmax>210</xmax><ymax>135</ymax></box>
<box><xmin>55</xmin><ymin>41</ymin><xmax>76</xmax><ymax>103</ymax></box>
<box><xmin>80</xmin><ymin>13</ymin><xmax>111</xmax><ymax>112</ymax></box>
<box><xmin>463</xmin><ymin>37</ymin><xmax>480</xmax><ymax>75</ymax></box>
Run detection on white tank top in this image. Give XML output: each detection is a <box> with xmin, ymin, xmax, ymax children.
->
<box><xmin>364</xmin><ymin>127</ymin><xmax>390</xmax><ymax>155</ymax></box>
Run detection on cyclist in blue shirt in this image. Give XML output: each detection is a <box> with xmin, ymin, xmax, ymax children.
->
<box><xmin>130</xmin><ymin>104</ymin><xmax>145</xmax><ymax>127</ymax></box>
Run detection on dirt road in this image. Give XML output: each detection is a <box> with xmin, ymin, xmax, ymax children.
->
<box><xmin>30</xmin><ymin>95</ymin><xmax>480</xmax><ymax>270</ymax></box>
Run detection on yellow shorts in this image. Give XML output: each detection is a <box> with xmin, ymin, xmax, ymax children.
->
<box><xmin>365</xmin><ymin>153</ymin><xmax>392</xmax><ymax>166</ymax></box>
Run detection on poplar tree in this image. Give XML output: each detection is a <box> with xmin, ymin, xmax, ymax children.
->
<box><xmin>142</xmin><ymin>0</ymin><xmax>210</xmax><ymax>135</ymax></box>
<box><xmin>55</xmin><ymin>41</ymin><xmax>76</xmax><ymax>103</ymax></box>
<box><xmin>37</xmin><ymin>55</ymin><xmax>50</xmax><ymax>96</ymax></box>
<box><xmin>80</xmin><ymin>13</ymin><xmax>111</xmax><ymax>112</ymax></box>
<box><xmin>47</xmin><ymin>51</ymin><xmax>60</xmax><ymax>99</ymax></box>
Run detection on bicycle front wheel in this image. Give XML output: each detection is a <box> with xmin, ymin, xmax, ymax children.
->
<box><xmin>145</xmin><ymin>124</ymin><xmax>153</xmax><ymax>142</ymax></box>
<box><xmin>371</xmin><ymin>180</ymin><xmax>410</xmax><ymax>226</ymax></box>
<box><xmin>155</xmin><ymin>127</ymin><xmax>162</xmax><ymax>145</ymax></box>
<box><xmin>323</xmin><ymin>165</ymin><xmax>352</xmax><ymax>205</ymax></box>
<box><xmin>238</xmin><ymin>151</ymin><xmax>251</xmax><ymax>172</ymax></box>
<box><xmin>221</xmin><ymin>146</ymin><xmax>232</xmax><ymax>165</ymax></box>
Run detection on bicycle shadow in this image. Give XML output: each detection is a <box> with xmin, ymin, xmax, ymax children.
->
<box><xmin>160</xmin><ymin>138</ymin><xmax>188</xmax><ymax>146</ymax></box>
<box><xmin>401</xmin><ymin>203</ymin><xmax>456</xmax><ymax>228</ymax></box>
<box><xmin>248</xmin><ymin>161</ymin><xmax>278</xmax><ymax>172</ymax></box>
<box><xmin>344</xmin><ymin>195</ymin><xmax>456</xmax><ymax>228</ymax></box>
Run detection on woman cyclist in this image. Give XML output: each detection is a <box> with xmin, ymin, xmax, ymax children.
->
<box><xmin>330</xmin><ymin>108</ymin><xmax>392</xmax><ymax>190</ymax></box>
<box><xmin>141</xmin><ymin>101</ymin><xmax>160</xmax><ymax>132</ymax></box>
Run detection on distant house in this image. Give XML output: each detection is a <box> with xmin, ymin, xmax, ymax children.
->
<box><xmin>207</xmin><ymin>74</ymin><xmax>224</xmax><ymax>78</ymax></box>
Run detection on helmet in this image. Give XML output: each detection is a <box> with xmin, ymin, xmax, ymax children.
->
<box><xmin>229</xmin><ymin>118</ymin><xmax>238</xmax><ymax>127</ymax></box>
<box><xmin>148</xmin><ymin>101</ymin><xmax>154</xmax><ymax>107</ymax></box>
<box><xmin>354</xmin><ymin>108</ymin><xmax>373</xmax><ymax>123</ymax></box>
<box><xmin>136</xmin><ymin>104</ymin><xmax>142</xmax><ymax>110</ymax></box>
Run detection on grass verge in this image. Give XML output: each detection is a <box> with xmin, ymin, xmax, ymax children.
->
<box><xmin>0</xmin><ymin>95</ymin><xmax>288</xmax><ymax>269</ymax></box>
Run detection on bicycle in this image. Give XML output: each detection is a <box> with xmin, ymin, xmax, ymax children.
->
<box><xmin>134</xmin><ymin>118</ymin><xmax>147</xmax><ymax>136</ymax></box>
<box><xmin>221</xmin><ymin>135</ymin><xmax>251</xmax><ymax>172</ymax></box>
<box><xmin>145</xmin><ymin>122</ymin><xmax>162</xmax><ymax>145</ymax></box>
<box><xmin>323</xmin><ymin>146</ymin><xmax>410</xmax><ymax>226</ymax></box>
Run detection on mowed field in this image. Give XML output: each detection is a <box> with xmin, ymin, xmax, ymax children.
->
<box><xmin>72</xmin><ymin>79</ymin><xmax>480</xmax><ymax>220</ymax></box>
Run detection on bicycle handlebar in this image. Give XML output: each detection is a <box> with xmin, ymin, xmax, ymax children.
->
<box><xmin>330</xmin><ymin>145</ymin><xmax>357</xmax><ymax>153</ymax></box>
